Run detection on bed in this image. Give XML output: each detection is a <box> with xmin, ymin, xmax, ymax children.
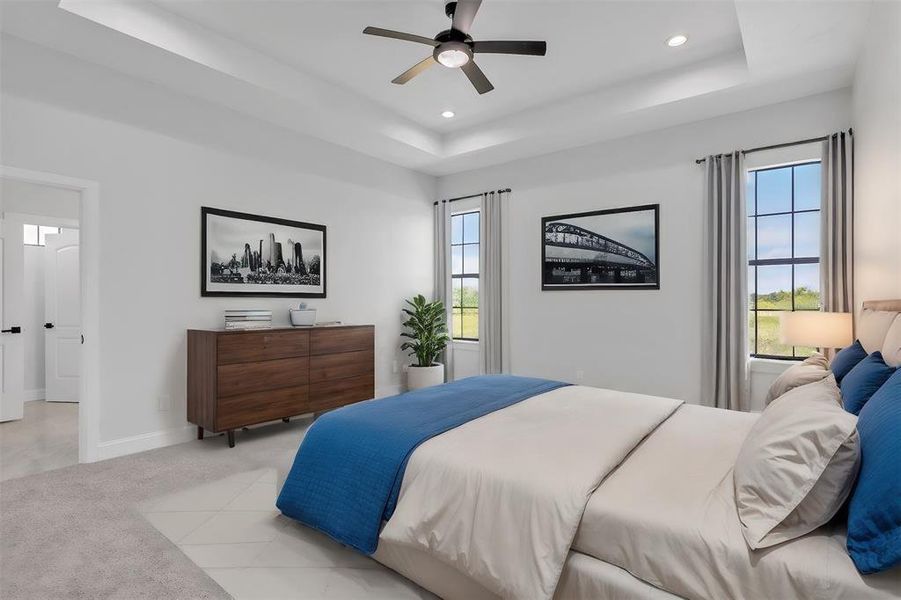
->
<box><xmin>277</xmin><ymin>300</ymin><xmax>901</xmax><ymax>599</ymax></box>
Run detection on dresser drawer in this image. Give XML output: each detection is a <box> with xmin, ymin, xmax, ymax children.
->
<box><xmin>310</xmin><ymin>350</ymin><xmax>374</xmax><ymax>383</ymax></box>
<box><xmin>216</xmin><ymin>385</ymin><xmax>309</xmax><ymax>431</ymax></box>
<box><xmin>217</xmin><ymin>330</ymin><xmax>310</xmax><ymax>365</ymax></box>
<box><xmin>309</xmin><ymin>373</ymin><xmax>374</xmax><ymax>412</ymax></box>
<box><xmin>311</xmin><ymin>327</ymin><xmax>373</xmax><ymax>356</ymax></box>
<box><xmin>217</xmin><ymin>357</ymin><xmax>309</xmax><ymax>397</ymax></box>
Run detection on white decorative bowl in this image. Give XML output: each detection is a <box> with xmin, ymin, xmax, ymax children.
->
<box><xmin>289</xmin><ymin>309</ymin><xmax>317</xmax><ymax>327</ymax></box>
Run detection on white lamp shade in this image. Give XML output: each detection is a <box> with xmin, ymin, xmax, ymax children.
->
<box><xmin>779</xmin><ymin>312</ymin><xmax>853</xmax><ymax>349</ymax></box>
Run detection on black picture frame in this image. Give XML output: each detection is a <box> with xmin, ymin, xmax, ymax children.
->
<box><xmin>541</xmin><ymin>204</ymin><xmax>660</xmax><ymax>291</ymax></box>
<box><xmin>201</xmin><ymin>207</ymin><xmax>327</xmax><ymax>298</ymax></box>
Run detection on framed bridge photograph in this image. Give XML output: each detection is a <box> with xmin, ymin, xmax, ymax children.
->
<box><xmin>541</xmin><ymin>204</ymin><xmax>659</xmax><ymax>291</ymax></box>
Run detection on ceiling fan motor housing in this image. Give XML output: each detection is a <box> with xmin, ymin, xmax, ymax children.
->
<box><xmin>433</xmin><ymin>28</ymin><xmax>474</xmax><ymax>68</ymax></box>
<box><xmin>444</xmin><ymin>1</ymin><xmax>458</xmax><ymax>19</ymax></box>
<box><xmin>363</xmin><ymin>0</ymin><xmax>546</xmax><ymax>94</ymax></box>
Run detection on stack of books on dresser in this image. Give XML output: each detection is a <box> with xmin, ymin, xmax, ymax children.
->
<box><xmin>224</xmin><ymin>309</ymin><xmax>272</xmax><ymax>330</ymax></box>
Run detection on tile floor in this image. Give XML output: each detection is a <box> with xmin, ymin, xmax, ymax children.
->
<box><xmin>0</xmin><ymin>399</ymin><xmax>78</xmax><ymax>481</ymax></box>
<box><xmin>139</xmin><ymin>467</ymin><xmax>436</xmax><ymax>599</ymax></box>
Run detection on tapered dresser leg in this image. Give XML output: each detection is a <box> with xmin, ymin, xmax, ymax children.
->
<box><xmin>197</xmin><ymin>426</ymin><xmax>204</xmax><ymax>440</ymax></box>
<box><xmin>282</xmin><ymin>417</ymin><xmax>290</xmax><ymax>423</ymax></box>
<box><xmin>227</xmin><ymin>430</ymin><xmax>235</xmax><ymax>448</ymax></box>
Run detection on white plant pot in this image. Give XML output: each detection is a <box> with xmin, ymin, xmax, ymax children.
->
<box><xmin>406</xmin><ymin>363</ymin><xmax>445</xmax><ymax>391</ymax></box>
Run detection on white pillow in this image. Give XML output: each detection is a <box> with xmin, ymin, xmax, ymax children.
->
<box><xmin>764</xmin><ymin>353</ymin><xmax>830</xmax><ymax>406</ymax></box>
<box><xmin>857</xmin><ymin>309</ymin><xmax>898</xmax><ymax>353</ymax></box>
<box><xmin>881</xmin><ymin>314</ymin><xmax>901</xmax><ymax>368</ymax></box>
<box><xmin>734</xmin><ymin>376</ymin><xmax>860</xmax><ymax>549</ymax></box>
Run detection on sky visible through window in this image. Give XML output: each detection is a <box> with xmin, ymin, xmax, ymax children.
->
<box><xmin>748</xmin><ymin>162</ymin><xmax>821</xmax><ymax>358</ymax></box>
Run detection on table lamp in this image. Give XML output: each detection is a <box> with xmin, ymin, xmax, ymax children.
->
<box><xmin>779</xmin><ymin>311</ymin><xmax>853</xmax><ymax>349</ymax></box>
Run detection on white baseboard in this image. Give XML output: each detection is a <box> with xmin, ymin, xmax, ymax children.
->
<box><xmin>95</xmin><ymin>387</ymin><xmax>403</xmax><ymax>462</ymax></box>
<box><xmin>24</xmin><ymin>388</ymin><xmax>46</xmax><ymax>402</ymax></box>
<box><xmin>96</xmin><ymin>424</ymin><xmax>196</xmax><ymax>461</ymax></box>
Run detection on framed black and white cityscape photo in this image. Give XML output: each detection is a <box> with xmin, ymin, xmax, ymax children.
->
<box><xmin>201</xmin><ymin>207</ymin><xmax>326</xmax><ymax>297</ymax></box>
<box><xmin>541</xmin><ymin>204</ymin><xmax>659</xmax><ymax>290</ymax></box>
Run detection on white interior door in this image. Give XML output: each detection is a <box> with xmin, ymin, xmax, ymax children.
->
<box><xmin>44</xmin><ymin>229</ymin><xmax>80</xmax><ymax>403</ymax></box>
<box><xmin>0</xmin><ymin>218</ymin><xmax>26</xmax><ymax>421</ymax></box>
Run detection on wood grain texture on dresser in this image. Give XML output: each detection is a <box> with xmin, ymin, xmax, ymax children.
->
<box><xmin>216</xmin><ymin>386</ymin><xmax>310</xmax><ymax>431</ymax></box>
<box><xmin>187</xmin><ymin>325</ymin><xmax>374</xmax><ymax>447</ymax></box>
<box><xmin>217</xmin><ymin>329</ymin><xmax>310</xmax><ymax>365</ymax></box>
<box><xmin>309</xmin><ymin>374</ymin><xmax>375</xmax><ymax>413</ymax></box>
<box><xmin>218</xmin><ymin>357</ymin><xmax>310</xmax><ymax>397</ymax></box>
<box><xmin>310</xmin><ymin>350</ymin><xmax>375</xmax><ymax>383</ymax></box>
<box><xmin>187</xmin><ymin>330</ymin><xmax>218</xmax><ymax>430</ymax></box>
<box><xmin>311</xmin><ymin>326</ymin><xmax>373</xmax><ymax>355</ymax></box>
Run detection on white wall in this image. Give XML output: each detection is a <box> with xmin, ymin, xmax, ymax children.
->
<box><xmin>1</xmin><ymin>39</ymin><xmax>436</xmax><ymax>454</ymax></box>
<box><xmin>1</xmin><ymin>179</ymin><xmax>80</xmax><ymax>219</ymax></box>
<box><xmin>23</xmin><ymin>245</ymin><xmax>45</xmax><ymax>399</ymax></box>
<box><xmin>439</xmin><ymin>91</ymin><xmax>852</xmax><ymax>404</ymax></box>
<box><xmin>852</xmin><ymin>1</ymin><xmax>901</xmax><ymax>309</ymax></box>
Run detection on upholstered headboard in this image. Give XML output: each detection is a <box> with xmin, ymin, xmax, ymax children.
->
<box><xmin>859</xmin><ymin>300</ymin><xmax>901</xmax><ymax>367</ymax></box>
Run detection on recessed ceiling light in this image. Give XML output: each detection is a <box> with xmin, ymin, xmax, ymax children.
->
<box><xmin>441</xmin><ymin>110</ymin><xmax>455</xmax><ymax>119</ymax></box>
<box><xmin>667</xmin><ymin>34</ymin><xmax>688</xmax><ymax>47</ymax></box>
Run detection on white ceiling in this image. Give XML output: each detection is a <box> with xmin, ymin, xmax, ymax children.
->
<box><xmin>0</xmin><ymin>0</ymin><xmax>873</xmax><ymax>175</ymax></box>
<box><xmin>154</xmin><ymin>0</ymin><xmax>744</xmax><ymax>131</ymax></box>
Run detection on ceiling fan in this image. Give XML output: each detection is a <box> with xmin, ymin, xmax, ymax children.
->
<box><xmin>363</xmin><ymin>0</ymin><xmax>547</xmax><ymax>95</ymax></box>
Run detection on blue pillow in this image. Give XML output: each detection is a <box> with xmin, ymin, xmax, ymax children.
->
<box><xmin>840</xmin><ymin>352</ymin><xmax>896</xmax><ymax>415</ymax></box>
<box><xmin>847</xmin><ymin>369</ymin><xmax>901</xmax><ymax>574</ymax></box>
<box><xmin>831</xmin><ymin>340</ymin><xmax>868</xmax><ymax>384</ymax></box>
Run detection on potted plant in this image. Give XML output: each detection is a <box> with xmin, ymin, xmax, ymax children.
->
<box><xmin>401</xmin><ymin>294</ymin><xmax>450</xmax><ymax>390</ymax></box>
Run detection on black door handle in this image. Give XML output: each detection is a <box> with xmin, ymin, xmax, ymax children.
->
<box><xmin>1</xmin><ymin>326</ymin><xmax>21</xmax><ymax>334</ymax></box>
<box><xmin>44</xmin><ymin>323</ymin><xmax>55</xmax><ymax>329</ymax></box>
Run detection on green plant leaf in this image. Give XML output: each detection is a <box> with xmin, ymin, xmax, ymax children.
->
<box><xmin>399</xmin><ymin>294</ymin><xmax>449</xmax><ymax>367</ymax></box>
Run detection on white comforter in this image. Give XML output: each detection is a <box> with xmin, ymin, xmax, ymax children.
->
<box><xmin>380</xmin><ymin>385</ymin><xmax>682</xmax><ymax>600</ymax></box>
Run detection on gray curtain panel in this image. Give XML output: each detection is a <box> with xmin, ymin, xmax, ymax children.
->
<box><xmin>703</xmin><ymin>152</ymin><xmax>750</xmax><ymax>411</ymax></box>
<box><xmin>479</xmin><ymin>190</ymin><xmax>507</xmax><ymax>374</ymax></box>
<box><xmin>821</xmin><ymin>131</ymin><xmax>854</xmax><ymax>357</ymax></box>
<box><xmin>434</xmin><ymin>200</ymin><xmax>454</xmax><ymax>381</ymax></box>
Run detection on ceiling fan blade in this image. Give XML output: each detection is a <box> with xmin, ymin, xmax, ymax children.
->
<box><xmin>392</xmin><ymin>56</ymin><xmax>437</xmax><ymax>85</ymax></box>
<box><xmin>363</xmin><ymin>26</ymin><xmax>438</xmax><ymax>47</ymax></box>
<box><xmin>461</xmin><ymin>60</ymin><xmax>494</xmax><ymax>94</ymax></box>
<box><xmin>451</xmin><ymin>0</ymin><xmax>482</xmax><ymax>35</ymax></box>
<box><xmin>472</xmin><ymin>40</ymin><xmax>547</xmax><ymax>56</ymax></box>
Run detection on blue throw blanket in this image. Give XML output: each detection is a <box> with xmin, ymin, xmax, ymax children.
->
<box><xmin>276</xmin><ymin>375</ymin><xmax>568</xmax><ymax>554</ymax></box>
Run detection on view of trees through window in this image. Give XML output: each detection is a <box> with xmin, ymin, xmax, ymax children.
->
<box><xmin>451</xmin><ymin>211</ymin><xmax>479</xmax><ymax>340</ymax></box>
<box><xmin>747</xmin><ymin>161</ymin><xmax>821</xmax><ymax>358</ymax></box>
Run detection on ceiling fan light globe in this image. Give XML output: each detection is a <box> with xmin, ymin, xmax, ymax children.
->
<box><xmin>437</xmin><ymin>49</ymin><xmax>470</xmax><ymax>68</ymax></box>
<box><xmin>434</xmin><ymin>41</ymin><xmax>473</xmax><ymax>68</ymax></box>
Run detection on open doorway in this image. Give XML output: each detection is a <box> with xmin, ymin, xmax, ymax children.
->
<box><xmin>0</xmin><ymin>178</ymin><xmax>81</xmax><ymax>481</ymax></box>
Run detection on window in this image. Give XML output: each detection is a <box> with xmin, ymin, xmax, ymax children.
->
<box><xmin>747</xmin><ymin>162</ymin><xmax>821</xmax><ymax>359</ymax></box>
<box><xmin>451</xmin><ymin>211</ymin><xmax>479</xmax><ymax>340</ymax></box>
<box><xmin>23</xmin><ymin>224</ymin><xmax>60</xmax><ymax>246</ymax></box>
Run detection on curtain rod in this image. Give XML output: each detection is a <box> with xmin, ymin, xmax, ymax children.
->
<box><xmin>694</xmin><ymin>129</ymin><xmax>852</xmax><ymax>165</ymax></box>
<box><xmin>433</xmin><ymin>188</ymin><xmax>512</xmax><ymax>206</ymax></box>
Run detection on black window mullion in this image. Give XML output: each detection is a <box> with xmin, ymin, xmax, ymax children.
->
<box><xmin>747</xmin><ymin>161</ymin><xmax>822</xmax><ymax>360</ymax></box>
<box><xmin>754</xmin><ymin>171</ymin><xmax>760</xmax><ymax>355</ymax></box>
<box><xmin>450</xmin><ymin>210</ymin><xmax>480</xmax><ymax>341</ymax></box>
<box><xmin>791</xmin><ymin>166</ymin><xmax>797</xmax><ymax>357</ymax></box>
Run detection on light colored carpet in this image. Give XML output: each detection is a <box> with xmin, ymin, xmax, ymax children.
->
<box><xmin>0</xmin><ymin>400</ymin><xmax>78</xmax><ymax>481</ymax></box>
<box><xmin>0</xmin><ymin>418</ymin><xmax>313</xmax><ymax>599</ymax></box>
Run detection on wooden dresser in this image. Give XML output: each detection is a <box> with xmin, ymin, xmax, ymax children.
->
<box><xmin>187</xmin><ymin>324</ymin><xmax>374</xmax><ymax>447</ymax></box>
